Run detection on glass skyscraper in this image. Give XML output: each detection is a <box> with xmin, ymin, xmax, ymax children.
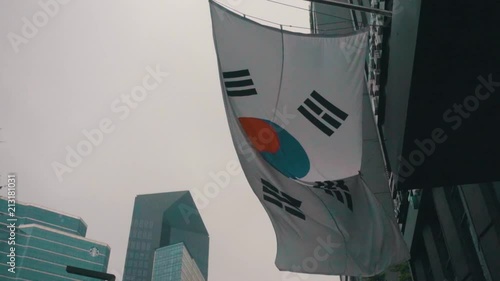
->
<box><xmin>0</xmin><ymin>197</ymin><xmax>110</xmax><ymax>281</ymax></box>
<box><xmin>123</xmin><ymin>191</ymin><xmax>209</xmax><ymax>281</ymax></box>
<box><xmin>152</xmin><ymin>242</ymin><xmax>205</xmax><ymax>281</ymax></box>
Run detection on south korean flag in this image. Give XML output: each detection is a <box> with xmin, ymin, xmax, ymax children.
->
<box><xmin>210</xmin><ymin>1</ymin><xmax>368</xmax><ymax>183</ymax></box>
<box><xmin>210</xmin><ymin>1</ymin><xmax>410</xmax><ymax>276</ymax></box>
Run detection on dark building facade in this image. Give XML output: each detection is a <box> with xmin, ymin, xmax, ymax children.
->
<box><xmin>403</xmin><ymin>183</ymin><xmax>500</xmax><ymax>281</ymax></box>
<box><xmin>310</xmin><ymin>0</ymin><xmax>500</xmax><ymax>280</ymax></box>
<box><xmin>123</xmin><ymin>191</ymin><xmax>209</xmax><ymax>281</ymax></box>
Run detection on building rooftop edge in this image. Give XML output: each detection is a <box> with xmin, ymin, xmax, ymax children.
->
<box><xmin>0</xmin><ymin>196</ymin><xmax>88</xmax><ymax>229</ymax></box>
<box><xmin>19</xmin><ymin>224</ymin><xmax>111</xmax><ymax>250</ymax></box>
<box><xmin>135</xmin><ymin>190</ymin><xmax>190</xmax><ymax>197</ymax></box>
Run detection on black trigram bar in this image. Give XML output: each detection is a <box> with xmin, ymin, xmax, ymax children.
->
<box><xmin>222</xmin><ymin>69</ymin><xmax>258</xmax><ymax>97</ymax></box>
<box><xmin>313</xmin><ymin>180</ymin><xmax>353</xmax><ymax>211</ymax></box>
<box><xmin>298</xmin><ymin>90</ymin><xmax>349</xmax><ymax>136</ymax></box>
<box><xmin>262</xmin><ymin>179</ymin><xmax>305</xmax><ymax>220</ymax></box>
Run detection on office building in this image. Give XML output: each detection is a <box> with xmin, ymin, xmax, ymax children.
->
<box><xmin>0</xmin><ymin>197</ymin><xmax>110</xmax><ymax>281</ymax></box>
<box><xmin>123</xmin><ymin>191</ymin><xmax>209</xmax><ymax>281</ymax></box>
<box><xmin>311</xmin><ymin>0</ymin><xmax>500</xmax><ymax>280</ymax></box>
<box><xmin>310</xmin><ymin>0</ymin><xmax>362</xmax><ymax>35</ymax></box>
<box><xmin>152</xmin><ymin>242</ymin><xmax>205</xmax><ymax>281</ymax></box>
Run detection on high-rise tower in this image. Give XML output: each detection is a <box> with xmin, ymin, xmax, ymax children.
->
<box><xmin>123</xmin><ymin>191</ymin><xmax>209</xmax><ymax>281</ymax></box>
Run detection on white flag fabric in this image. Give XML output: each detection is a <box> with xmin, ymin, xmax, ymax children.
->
<box><xmin>210</xmin><ymin>1</ymin><xmax>409</xmax><ymax>276</ymax></box>
<box><xmin>211</xmin><ymin>1</ymin><xmax>366</xmax><ymax>182</ymax></box>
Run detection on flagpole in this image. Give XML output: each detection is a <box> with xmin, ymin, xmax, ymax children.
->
<box><xmin>304</xmin><ymin>0</ymin><xmax>393</xmax><ymax>17</ymax></box>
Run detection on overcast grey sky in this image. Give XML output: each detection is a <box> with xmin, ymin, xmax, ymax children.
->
<box><xmin>0</xmin><ymin>0</ymin><xmax>340</xmax><ymax>280</ymax></box>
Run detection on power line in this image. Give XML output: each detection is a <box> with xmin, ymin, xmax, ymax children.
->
<box><xmin>212</xmin><ymin>0</ymin><xmax>387</xmax><ymax>32</ymax></box>
<box><xmin>266</xmin><ymin>0</ymin><xmax>389</xmax><ymax>28</ymax></box>
<box><xmin>266</xmin><ymin>0</ymin><xmax>353</xmax><ymax>22</ymax></box>
<box><xmin>213</xmin><ymin>0</ymin><xmax>314</xmax><ymax>30</ymax></box>
<box><xmin>304</xmin><ymin>0</ymin><xmax>392</xmax><ymax>17</ymax></box>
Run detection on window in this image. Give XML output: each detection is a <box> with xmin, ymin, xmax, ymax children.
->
<box><xmin>492</xmin><ymin>182</ymin><xmax>500</xmax><ymax>205</ymax></box>
<box><xmin>445</xmin><ymin>186</ymin><xmax>485</xmax><ymax>281</ymax></box>
<box><xmin>429</xmin><ymin>203</ymin><xmax>455</xmax><ymax>281</ymax></box>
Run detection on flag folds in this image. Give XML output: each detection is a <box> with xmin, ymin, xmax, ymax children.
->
<box><xmin>210</xmin><ymin>1</ymin><xmax>409</xmax><ymax>276</ymax></box>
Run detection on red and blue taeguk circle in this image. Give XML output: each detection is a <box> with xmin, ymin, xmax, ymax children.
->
<box><xmin>239</xmin><ymin>117</ymin><xmax>310</xmax><ymax>179</ymax></box>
